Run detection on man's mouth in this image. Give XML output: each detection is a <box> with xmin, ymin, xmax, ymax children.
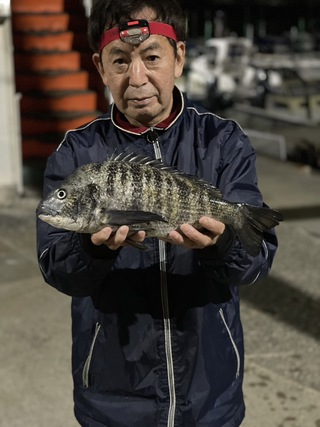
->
<box><xmin>129</xmin><ymin>96</ymin><xmax>154</xmax><ymax>106</ymax></box>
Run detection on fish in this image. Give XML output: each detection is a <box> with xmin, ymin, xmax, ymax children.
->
<box><xmin>37</xmin><ymin>152</ymin><xmax>283</xmax><ymax>256</ymax></box>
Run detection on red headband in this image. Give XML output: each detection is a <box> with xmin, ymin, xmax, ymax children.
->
<box><xmin>99</xmin><ymin>20</ymin><xmax>178</xmax><ymax>52</ymax></box>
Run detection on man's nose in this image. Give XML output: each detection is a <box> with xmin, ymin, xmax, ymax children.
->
<box><xmin>128</xmin><ymin>60</ymin><xmax>148</xmax><ymax>87</ymax></box>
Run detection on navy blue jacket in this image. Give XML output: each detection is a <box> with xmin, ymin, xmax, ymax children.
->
<box><xmin>37</xmin><ymin>89</ymin><xmax>278</xmax><ymax>427</ymax></box>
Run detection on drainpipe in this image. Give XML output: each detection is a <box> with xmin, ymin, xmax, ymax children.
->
<box><xmin>0</xmin><ymin>1</ymin><xmax>23</xmax><ymax>196</ymax></box>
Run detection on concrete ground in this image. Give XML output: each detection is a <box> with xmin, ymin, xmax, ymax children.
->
<box><xmin>0</xmin><ymin>153</ymin><xmax>319</xmax><ymax>427</ymax></box>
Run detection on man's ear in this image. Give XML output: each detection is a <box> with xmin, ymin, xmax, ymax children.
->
<box><xmin>92</xmin><ymin>53</ymin><xmax>108</xmax><ymax>86</ymax></box>
<box><xmin>174</xmin><ymin>41</ymin><xmax>186</xmax><ymax>79</ymax></box>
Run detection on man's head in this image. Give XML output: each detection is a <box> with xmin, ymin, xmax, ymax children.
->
<box><xmin>88</xmin><ymin>0</ymin><xmax>187</xmax><ymax>128</ymax></box>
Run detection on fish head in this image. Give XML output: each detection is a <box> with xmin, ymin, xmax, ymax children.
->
<box><xmin>37</xmin><ymin>185</ymin><xmax>81</xmax><ymax>231</ymax></box>
<box><xmin>37</xmin><ymin>168</ymin><xmax>103</xmax><ymax>232</ymax></box>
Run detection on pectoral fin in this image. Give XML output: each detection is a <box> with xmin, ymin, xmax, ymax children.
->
<box><xmin>107</xmin><ymin>210</ymin><xmax>167</xmax><ymax>226</ymax></box>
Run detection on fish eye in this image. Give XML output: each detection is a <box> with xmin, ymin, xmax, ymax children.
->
<box><xmin>56</xmin><ymin>189</ymin><xmax>67</xmax><ymax>200</ymax></box>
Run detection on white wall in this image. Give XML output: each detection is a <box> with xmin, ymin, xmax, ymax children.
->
<box><xmin>0</xmin><ymin>17</ymin><xmax>23</xmax><ymax>194</ymax></box>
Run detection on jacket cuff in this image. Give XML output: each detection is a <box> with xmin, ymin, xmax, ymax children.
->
<box><xmin>79</xmin><ymin>233</ymin><xmax>121</xmax><ymax>259</ymax></box>
<box><xmin>196</xmin><ymin>225</ymin><xmax>236</xmax><ymax>261</ymax></box>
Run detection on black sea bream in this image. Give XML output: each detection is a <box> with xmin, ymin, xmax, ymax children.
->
<box><xmin>37</xmin><ymin>153</ymin><xmax>283</xmax><ymax>255</ymax></box>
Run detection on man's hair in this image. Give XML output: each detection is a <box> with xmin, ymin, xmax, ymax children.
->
<box><xmin>88</xmin><ymin>0</ymin><xmax>187</xmax><ymax>52</ymax></box>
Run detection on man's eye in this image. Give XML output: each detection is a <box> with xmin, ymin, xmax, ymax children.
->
<box><xmin>147</xmin><ymin>55</ymin><xmax>159</xmax><ymax>62</ymax></box>
<box><xmin>113</xmin><ymin>58</ymin><xmax>126</xmax><ymax>65</ymax></box>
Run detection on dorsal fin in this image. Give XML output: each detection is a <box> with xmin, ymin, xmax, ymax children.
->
<box><xmin>109</xmin><ymin>152</ymin><xmax>175</xmax><ymax>172</ymax></box>
<box><xmin>108</xmin><ymin>152</ymin><xmax>223</xmax><ymax>199</ymax></box>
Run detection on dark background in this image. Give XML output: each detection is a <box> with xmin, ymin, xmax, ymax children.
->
<box><xmin>183</xmin><ymin>0</ymin><xmax>320</xmax><ymax>40</ymax></box>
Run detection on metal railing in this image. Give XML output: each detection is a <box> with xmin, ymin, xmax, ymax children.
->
<box><xmin>244</xmin><ymin>129</ymin><xmax>287</xmax><ymax>161</ymax></box>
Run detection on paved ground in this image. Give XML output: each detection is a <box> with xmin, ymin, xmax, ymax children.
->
<box><xmin>0</xmin><ymin>153</ymin><xmax>319</xmax><ymax>427</ymax></box>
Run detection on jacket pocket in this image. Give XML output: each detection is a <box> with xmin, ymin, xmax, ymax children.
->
<box><xmin>219</xmin><ymin>308</ymin><xmax>240</xmax><ymax>378</ymax></box>
<box><xmin>82</xmin><ymin>322</ymin><xmax>101</xmax><ymax>388</ymax></box>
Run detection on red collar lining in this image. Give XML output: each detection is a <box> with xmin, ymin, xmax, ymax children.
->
<box><xmin>113</xmin><ymin>90</ymin><xmax>181</xmax><ymax>133</ymax></box>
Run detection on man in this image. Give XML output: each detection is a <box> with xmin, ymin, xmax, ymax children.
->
<box><xmin>36</xmin><ymin>0</ymin><xmax>279</xmax><ymax>426</ymax></box>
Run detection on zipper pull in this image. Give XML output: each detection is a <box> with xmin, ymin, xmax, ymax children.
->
<box><xmin>146</xmin><ymin>127</ymin><xmax>162</xmax><ymax>160</ymax></box>
<box><xmin>146</xmin><ymin>127</ymin><xmax>159</xmax><ymax>144</ymax></box>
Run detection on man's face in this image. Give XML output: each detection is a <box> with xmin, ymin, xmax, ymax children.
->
<box><xmin>93</xmin><ymin>11</ymin><xmax>185</xmax><ymax>128</ymax></box>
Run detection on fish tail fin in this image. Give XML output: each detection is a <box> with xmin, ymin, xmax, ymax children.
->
<box><xmin>236</xmin><ymin>205</ymin><xmax>283</xmax><ymax>256</ymax></box>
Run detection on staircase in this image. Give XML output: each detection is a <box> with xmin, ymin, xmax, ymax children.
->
<box><xmin>11</xmin><ymin>0</ymin><xmax>106</xmax><ymax>160</ymax></box>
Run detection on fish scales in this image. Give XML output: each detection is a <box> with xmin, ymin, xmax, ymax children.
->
<box><xmin>151</xmin><ymin>167</ymin><xmax>178</xmax><ymax>220</ymax></box>
<box><xmin>161</xmin><ymin>174</ymin><xmax>211</xmax><ymax>226</ymax></box>
<box><xmin>115</xmin><ymin>162</ymin><xmax>137</xmax><ymax>208</ymax></box>
<box><xmin>105</xmin><ymin>163</ymin><xmax>116</xmax><ymax>199</ymax></box>
<box><xmin>37</xmin><ymin>154</ymin><xmax>283</xmax><ymax>256</ymax></box>
<box><xmin>142</xmin><ymin>164</ymin><xmax>164</xmax><ymax>212</ymax></box>
<box><xmin>103</xmin><ymin>161</ymin><xmax>142</xmax><ymax>211</ymax></box>
<box><xmin>98</xmin><ymin>160</ymin><xmax>167</xmax><ymax>214</ymax></box>
<box><xmin>119</xmin><ymin>160</ymin><xmax>161</xmax><ymax>212</ymax></box>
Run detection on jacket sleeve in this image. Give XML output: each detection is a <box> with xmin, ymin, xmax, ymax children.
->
<box><xmin>197</xmin><ymin>123</ymin><xmax>279</xmax><ymax>287</ymax></box>
<box><xmin>36</xmin><ymin>142</ymin><xmax>119</xmax><ymax>297</ymax></box>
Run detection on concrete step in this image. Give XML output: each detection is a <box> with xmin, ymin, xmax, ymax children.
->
<box><xmin>14</xmin><ymin>51</ymin><xmax>82</xmax><ymax>72</ymax></box>
<box><xmin>21</xmin><ymin>131</ymin><xmax>75</xmax><ymax>160</ymax></box>
<box><xmin>11</xmin><ymin>0</ymin><xmax>65</xmax><ymax>14</ymax></box>
<box><xmin>11</xmin><ymin>0</ymin><xmax>101</xmax><ymax>161</ymax></box>
<box><xmin>22</xmin><ymin>139</ymin><xmax>60</xmax><ymax>159</ymax></box>
<box><xmin>20</xmin><ymin>90</ymin><xmax>97</xmax><ymax>113</ymax></box>
<box><xmin>12</xmin><ymin>12</ymin><xmax>88</xmax><ymax>33</ymax></box>
<box><xmin>12</xmin><ymin>13</ymin><xmax>70</xmax><ymax>33</ymax></box>
<box><xmin>21</xmin><ymin>111</ymin><xmax>100</xmax><ymax>135</ymax></box>
<box><xmin>15</xmin><ymin>70</ymin><xmax>89</xmax><ymax>92</ymax></box>
<box><xmin>22</xmin><ymin>133</ymin><xmax>68</xmax><ymax>159</ymax></box>
<box><xmin>13</xmin><ymin>31</ymin><xmax>74</xmax><ymax>52</ymax></box>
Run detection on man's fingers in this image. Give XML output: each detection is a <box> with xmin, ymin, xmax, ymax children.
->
<box><xmin>91</xmin><ymin>226</ymin><xmax>146</xmax><ymax>250</ymax></box>
<box><xmin>107</xmin><ymin>226</ymin><xmax>129</xmax><ymax>249</ymax></box>
<box><xmin>130</xmin><ymin>230</ymin><xmax>146</xmax><ymax>242</ymax></box>
<box><xmin>199</xmin><ymin>217</ymin><xmax>225</xmax><ymax>234</ymax></box>
<box><xmin>164</xmin><ymin>218</ymin><xmax>226</xmax><ymax>249</ymax></box>
<box><xmin>91</xmin><ymin>227</ymin><xmax>113</xmax><ymax>245</ymax></box>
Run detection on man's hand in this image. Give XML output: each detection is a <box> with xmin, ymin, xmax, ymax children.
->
<box><xmin>161</xmin><ymin>216</ymin><xmax>225</xmax><ymax>249</ymax></box>
<box><xmin>91</xmin><ymin>217</ymin><xmax>225</xmax><ymax>251</ymax></box>
<box><xmin>91</xmin><ymin>226</ymin><xmax>146</xmax><ymax>251</ymax></box>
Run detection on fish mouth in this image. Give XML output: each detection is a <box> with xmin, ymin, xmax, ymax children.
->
<box><xmin>36</xmin><ymin>202</ymin><xmax>59</xmax><ymax>218</ymax></box>
<box><xmin>37</xmin><ymin>203</ymin><xmax>78</xmax><ymax>231</ymax></box>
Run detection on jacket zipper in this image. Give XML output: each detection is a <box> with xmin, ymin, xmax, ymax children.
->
<box><xmin>219</xmin><ymin>309</ymin><xmax>240</xmax><ymax>378</ymax></box>
<box><xmin>82</xmin><ymin>322</ymin><xmax>101</xmax><ymax>388</ymax></box>
<box><xmin>148</xmin><ymin>128</ymin><xmax>176</xmax><ymax>427</ymax></box>
<box><xmin>159</xmin><ymin>240</ymin><xmax>176</xmax><ymax>427</ymax></box>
